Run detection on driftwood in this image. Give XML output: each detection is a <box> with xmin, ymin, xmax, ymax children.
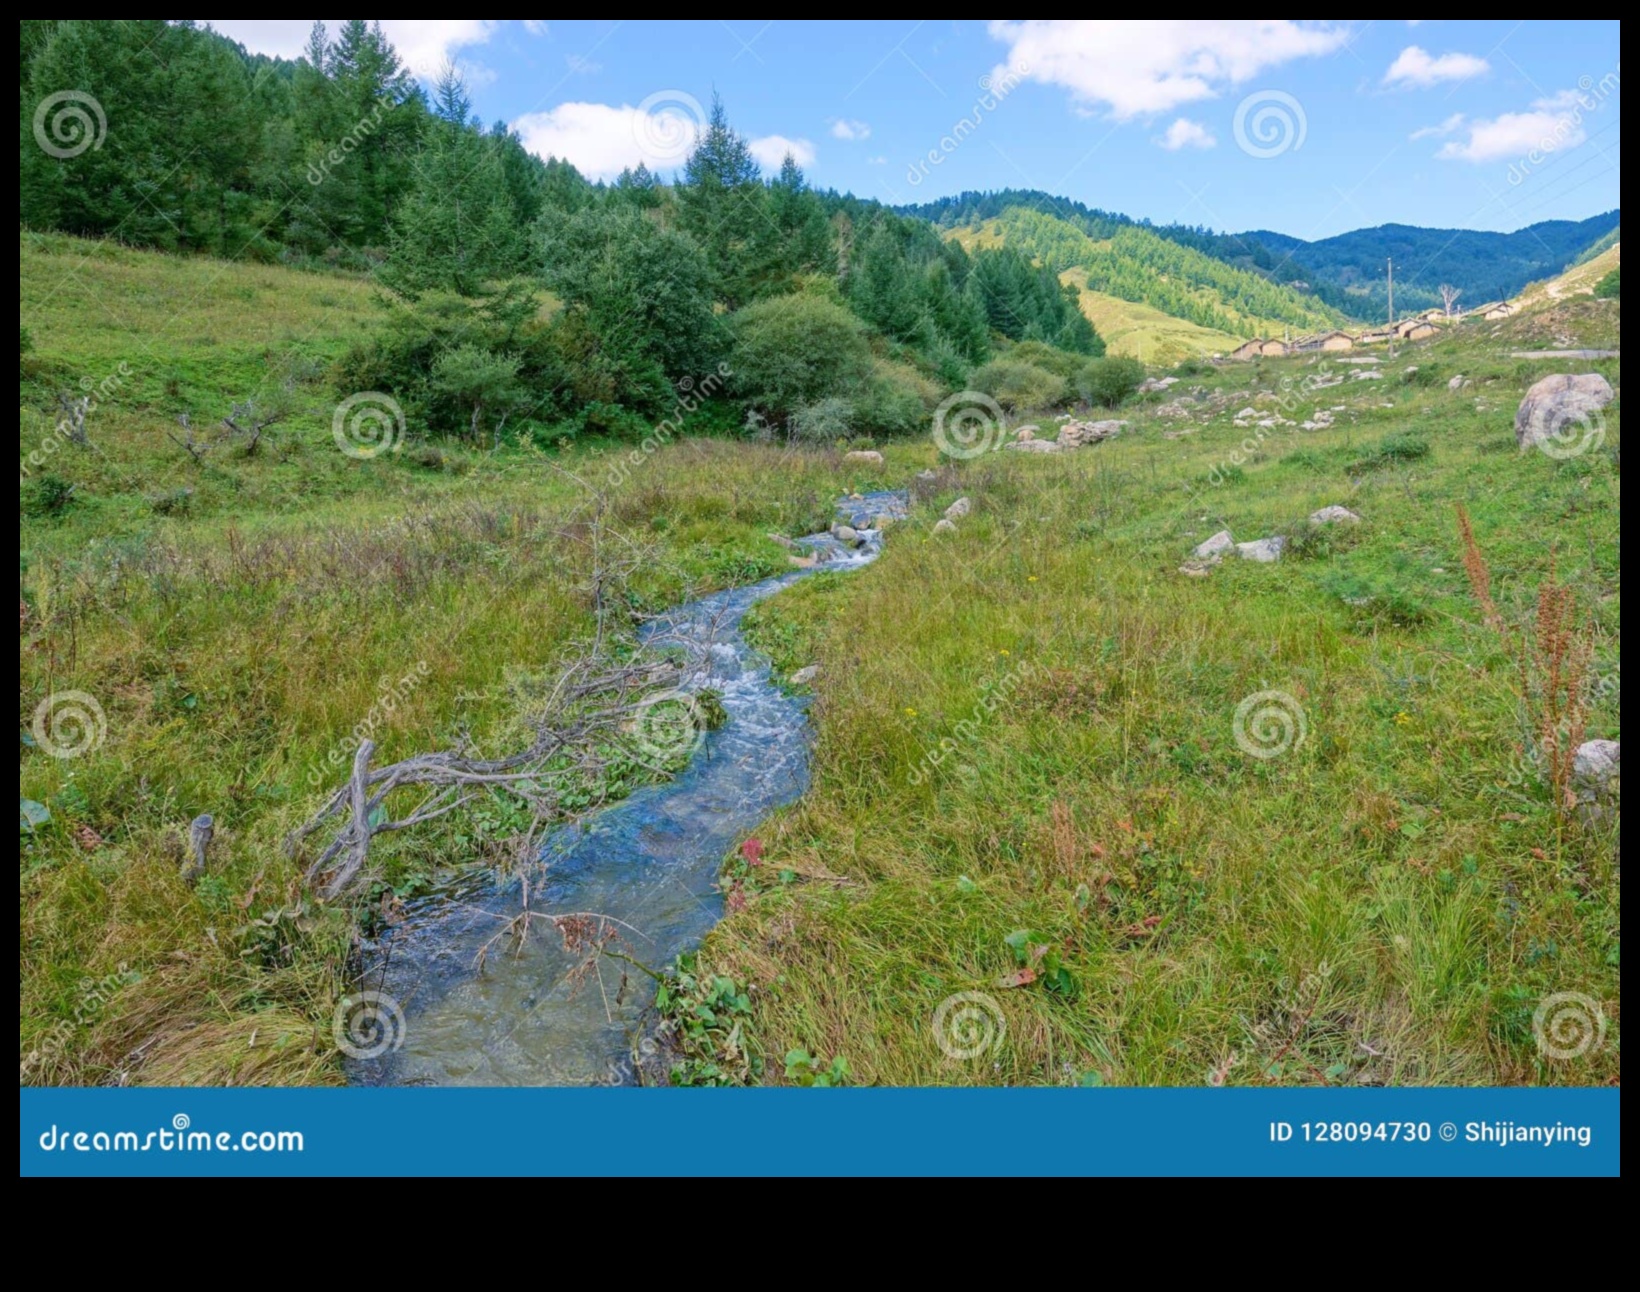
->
<box><xmin>289</xmin><ymin>653</ymin><xmax>683</xmax><ymax>901</ymax></box>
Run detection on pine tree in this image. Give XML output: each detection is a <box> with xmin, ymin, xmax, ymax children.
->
<box><xmin>677</xmin><ymin>96</ymin><xmax>768</xmax><ymax>308</ymax></box>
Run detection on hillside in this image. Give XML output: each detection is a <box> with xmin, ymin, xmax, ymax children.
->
<box><xmin>1251</xmin><ymin>212</ymin><xmax>1622</xmax><ymax>318</ymax></box>
<box><xmin>949</xmin><ymin>207</ymin><xmax>1338</xmax><ymax>361</ymax></box>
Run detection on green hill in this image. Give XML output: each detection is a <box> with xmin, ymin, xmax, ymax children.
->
<box><xmin>949</xmin><ymin>206</ymin><xmax>1339</xmax><ymax>359</ymax></box>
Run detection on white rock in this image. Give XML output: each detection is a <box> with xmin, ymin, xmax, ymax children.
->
<box><xmin>944</xmin><ymin>498</ymin><xmax>972</xmax><ymax>520</ymax></box>
<box><xmin>1448</xmin><ymin>375</ymin><xmax>1469</xmax><ymax>391</ymax></box>
<box><xmin>832</xmin><ymin>525</ymin><xmax>862</xmax><ymax>546</ymax></box>
<box><xmin>1574</xmin><ymin>740</ymin><xmax>1620</xmax><ymax>785</ymax></box>
<box><xmin>1515</xmin><ymin>374</ymin><xmax>1616</xmax><ymax>451</ymax></box>
<box><xmin>1309</xmin><ymin>506</ymin><xmax>1361</xmax><ymax>526</ymax></box>
<box><xmin>791</xmin><ymin>665</ymin><xmax>821</xmax><ymax>686</ymax></box>
<box><xmin>843</xmin><ymin>450</ymin><xmax>884</xmax><ymax>465</ymax></box>
<box><xmin>1236</xmin><ymin>537</ymin><xmax>1287</xmax><ymax>563</ymax></box>
<box><xmin>1193</xmin><ymin>530</ymin><xmax>1235</xmax><ymax>560</ymax></box>
<box><xmin>932</xmin><ymin>518</ymin><xmax>958</xmax><ymax>536</ymax></box>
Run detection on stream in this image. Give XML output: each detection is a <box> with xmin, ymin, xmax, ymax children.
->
<box><xmin>350</xmin><ymin>491</ymin><xmax>909</xmax><ymax>1087</ymax></box>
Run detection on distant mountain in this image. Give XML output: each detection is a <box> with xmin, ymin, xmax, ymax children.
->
<box><xmin>1246</xmin><ymin>212</ymin><xmax>1621</xmax><ymax>318</ymax></box>
<box><xmin>904</xmin><ymin>190</ymin><xmax>1620</xmax><ymax>326</ymax></box>
<box><xmin>912</xmin><ymin>194</ymin><xmax>1339</xmax><ymax>359</ymax></box>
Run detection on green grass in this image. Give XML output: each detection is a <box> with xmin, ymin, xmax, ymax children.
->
<box><xmin>726</xmin><ymin>314</ymin><xmax>1620</xmax><ymax>1089</ymax></box>
<box><xmin>20</xmin><ymin>233</ymin><xmax>1621</xmax><ymax>1090</ymax></box>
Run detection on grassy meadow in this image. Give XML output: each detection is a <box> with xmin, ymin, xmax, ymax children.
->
<box><xmin>21</xmin><ymin>231</ymin><xmax>1619</xmax><ymax>1088</ymax></box>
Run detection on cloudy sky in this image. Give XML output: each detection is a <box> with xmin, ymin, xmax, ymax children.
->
<box><xmin>199</xmin><ymin>19</ymin><xmax>1621</xmax><ymax>236</ymax></box>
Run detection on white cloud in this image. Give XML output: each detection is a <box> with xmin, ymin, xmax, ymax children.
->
<box><xmin>987</xmin><ymin>20</ymin><xmax>1350</xmax><ymax>119</ymax></box>
<box><xmin>830</xmin><ymin>118</ymin><xmax>872</xmax><ymax>141</ymax></box>
<box><xmin>1384</xmin><ymin>45</ymin><xmax>1490</xmax><ymax>89</ymax></box>
<box><xmin>1435</xmin><ymin>90</ymin><xmax>1591</xmax><ymax>162</ymax></box>
<box><xmin>522</xmin><ymin>20</ymin><xmax>548</xmax><ymax>37</ymax></box>
<box><xmin>199</xmin><ymin>20</ymin><xmax>498</xmax><ymax>77</ymax></box>
<box><xmin>514</xmin><ymin>102</ymin><xmax>704</xmax><ymax>179</ymax></box>
<box><xmin>1410</xmin><ymin>112</ymin><xmax>1466</xmax><ymax>141</ymax></box>
<box><xmin>1157</xmin><ymin>117</ymin><xmax>1216</xmax><ymax>150</ymax></box>
<box><xmin>750</xmin><ymin>135</ymin><xmax>817</xmax><ymax>169</ymax></box>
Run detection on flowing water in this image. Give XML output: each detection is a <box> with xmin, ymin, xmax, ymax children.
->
<box><xmin>350</xmin><ymin>492</ymin><xmax>908</xmax><ymax>1087</ymax></box>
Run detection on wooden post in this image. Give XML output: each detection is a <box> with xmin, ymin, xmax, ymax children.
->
<box><xmin>183</xmin><ymin>814</ymin><xmax>214</xmax><ymax>885</ymax></box>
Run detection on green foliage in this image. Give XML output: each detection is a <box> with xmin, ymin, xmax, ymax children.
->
<box><xmin>784</xmin><ymin>1049</ymin><xmax>850</xmax><ymax>1087</ymax></box>
<box><xmin>791</xmin><ymin>397</ymin><xmax>855</xmax><ymax>443</ymax></box>
<box><xmin>20</xmin><ymin>325</ymin><xmax>34</xmax><ymax>357</ymax></box>
<box><xmin>1079</xmin><ymin>356</ymin><xmax>1146</xmax><ymax>408</ymax></box>
<box><xmin>430</xmin><ymin>344</ymin><xmax>523</xmax><ymax>442</ymax></box>
<box><xmin>656</xmin><ymin>955</ymin><xmax>761</xmax><ymax>1087</ymax></box>
<box><xmin>730</xmin><ymin>294</ymin><xmax>874</xmax><ymax>420</ymax></box>
<box><xmin>1004</xmin><ymin>929</ymin><xmax>1078</xmax><ymax>997</ymax></box>
<box><xmin>970</xmin><ymin>358</ymin><xmax>1067</xmax><ymax>412</ymax></box>
<box><xmin>1348</xmin><ymin>431</ymin><xmax>1432</xmax><ymax>473</ymax></box>
<box><xmin>1595</xmin><ymin>267</ymin><xmax>1620</xmax><ymax>300</ymax></box>
<box><xmin>23</xmin><ymin>473</ymin><xmax>76</xmax><ymax>518</ymax></box>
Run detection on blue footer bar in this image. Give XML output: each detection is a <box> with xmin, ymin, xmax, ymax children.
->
<box><xmin>20</xmin><ymin>1089</ymin><xmax>1619</xmax><ymax>1176</ymax></box>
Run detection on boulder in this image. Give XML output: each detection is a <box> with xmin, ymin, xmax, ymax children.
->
<box><xmin>843</xmin><ymin>450</ymin><xmax>884</xmax><ymax>466</ymax></box>
<box><xmin>932</xmin><ymin>518</ymin><xmax>958</xmax><ymax>536</ymax></box>
<box><xmin>1193</xmin><ymin>530</ymin><xmax>1235</xmax><ymax>560</ymax></box>
<box><xmin>944</xmin><ymin>497</ymin><xmax>972</xmax><ymax>521</ymax></box>
<box><xmin>1574</xmin><ymin>740</ymin><xmax>1620</xmax><ymax>787</ymax></box>
<box><xmin>1236</xmin><ymin>536</ymin><xmax>1287</xmax><ymax>563</ymax></box>
<box><xmin>1057</xmin><ymin>419</ymin><xmax>1126</xmax><ymax>448</ymax></box>
<box><xmin>1515</xmin><ymin>374</ymin><xmax>1615</xmax><ymax>451</ymax></box>
<box><xmin>1448</xmin><ymin>375</ymin><xmax>1469</xmax><ymax>391</ymax></box>
<box><xmin>1309</xmin><ymin>506</ymin><xmax>1361</xmax><ymax>526</ymax></box>
<box><xmin>832</xmin><ymin>525</ymin><xmax>862</xmax><ymax>547</ymax></box>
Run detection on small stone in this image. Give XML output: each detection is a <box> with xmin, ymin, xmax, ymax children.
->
<box><xmin>1309</xmin><ymin>506</ymin><xmax>1361</xmax><ymax>526</ymax></box>
<box><xmin>791</xmin><ymin>665</ymin><xmax>821</xmax><ymax>686</ymax></box>
<box><xmin>1236</xmin><ymin>536</ymin><xmax>1287</xmax><ymax>563</ymax></box>
<box><xmin>843</xmin><ymin>450</ymin><xmax>884</xmax><ymax>465</ymax></box>
<box><xmin>933</xmin><ymin>518</ymin><xmax>958</xmax><ymax>536</ymax></box>
<box><xmin>833</xmin><ymin>525</ymin><xmax>861</xmax><ymax>546</ymax></box>
<box><xmin>944</xmin><ymin>497</ymin><xmax>972</xmax><ymax>521</ymax></box>
<box><xmin>1193</xmin><ymin>530</ymin><xmax>1235</xmax><ymax>560</ymax></box>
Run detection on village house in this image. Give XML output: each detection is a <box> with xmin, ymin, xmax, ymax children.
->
<box><xmin>1394</xmin><ymin>318</ymin><xmax>1438</xmax><ymax>341</ymax></box>
<box><xmin>1469</xmin><ymin>301</ymin><xmax>1518</xmax><ymax>322</ymax></box>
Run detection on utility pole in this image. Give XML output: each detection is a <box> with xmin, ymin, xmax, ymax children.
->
<box><xmin>1387</xmin><ymin>258</ymin><xmax>1395</xmax><ymax>329</ymax></box>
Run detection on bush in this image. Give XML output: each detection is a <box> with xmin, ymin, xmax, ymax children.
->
<box><xmin>729</xmin><ymin>295</ymin><xmax>873</xmax><ymax>420</ymax></box>
<box><xmin>1173</xmin><ymin>357</ymin><xmax>1208</xmax><ymax>378</ymax></box>
<box><xmin>791</xmin><ymin>397</ymin><xmax>855</xmax><ymax>443</ymax></box>
<box><xmin>1348</xmin><ymin>431</ymin><xmax>1431</xmax><ymax>473</ymax></box>
<box><xmin>969</xmin><ymin>358</ymin><xmax>1067</xmax><ymax>412</ymax></box>
<box><xmin>430</xmin><ymin>344</ymin><xmax>523</xmax><ymax>443</ymax></box>
<box><xmin>1595</xmin><ymin>267</ymin><xmax>1620</xmax><ymax>300</ymax></box>
<box><xmin>1004</xmin><ymin>340</ymin><xmax>1086</xmax><ymax>382</ymax></box>
<box><xmin>23</xmin><ymin>473</ymin><xmax>76</xmax><ymax>518</ymax></box>
<box><xmin>1078</xmin><ymin>356</ymin><xmax>1146</xmax><ymax>408</ymax></box>
<box><xmin>855</xmin><ymin>359</ymin><xmax>942</xmax><ymax>436</ymax></box>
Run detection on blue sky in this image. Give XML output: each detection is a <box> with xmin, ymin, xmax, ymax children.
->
<box><xmin>201</xmin><ymin>20</ymin><xmax>1621</xmax><ymax>238</ymax></box>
